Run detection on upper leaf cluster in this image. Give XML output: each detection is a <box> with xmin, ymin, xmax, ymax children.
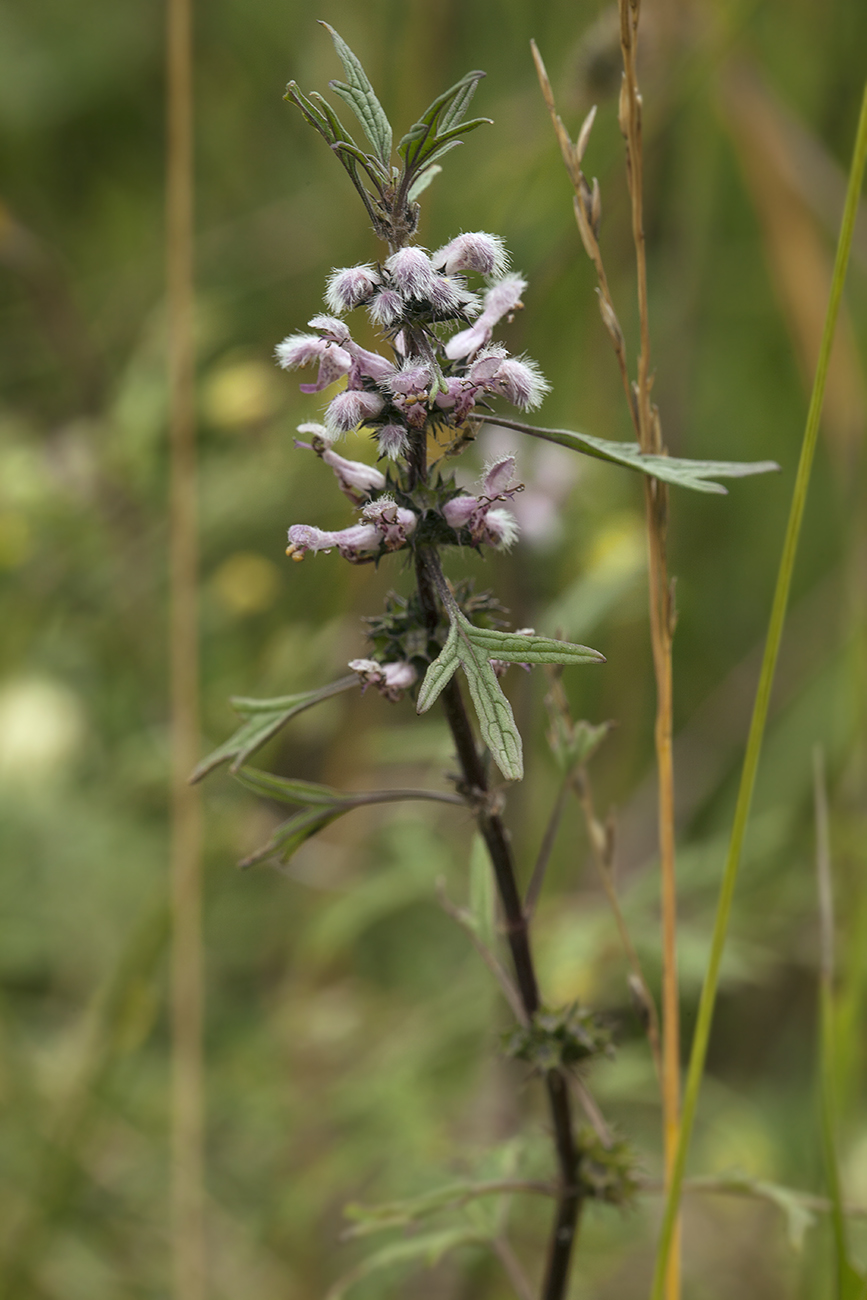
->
<box><xmin>285</xmin><ymin>24</ymin><xmax>490</xmax><ymax>247</ymax></box>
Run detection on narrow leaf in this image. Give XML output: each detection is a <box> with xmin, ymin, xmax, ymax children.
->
<box><xmin>398</xmin><ymin>70</ymin><xmax>486</xmax><ymax>161</ymax></box>
<box><xmin>239</xmin><ymin>805</ymin><xmax>344</xmax><ymax>869</ymax></box>
<box><xmin>466</xmin><ymin>625</ymin><xmax>605</xmax><ymax>666</ymax></box>
<box><xmin>191</xmin><ymin>676</ymin><xmax>357</xmax><ymax>782</ymax></box>
<box><xmin>283</xmin><ymin>82</ymin><xmax>337</xmax><ymax>143</ymax></box>
<box><xmin>233</xmin><ymin>768</ymin><xmax>342</xmax><ymax>806</ymax></box>
<box><xmin>490</xmin><ymin>416</ymin><xmax>780</xmax><ymax>495</ymax></box>
<box><xmin>455</xmin><ymin>630</ymin><xmax>523</xmax><ymax>782</ymax></box>
<box><xmin>416</xmin><ymin>621</ymin><xmax>460</xmax><ymax>713</ymax></box>
<box><xmin>407</xmin><ymin>164</ymin><xmax>442</xmax><ymax>202</ymax></box>
<box><xmin>320</xmin><ymin>23</ymin><xmax>392</xmax><ymax>165</ymax></box>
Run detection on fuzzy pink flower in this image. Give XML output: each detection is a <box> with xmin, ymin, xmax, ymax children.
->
<box><xmin>275</xmin><ymin>334</ymin><xmax>352</xmax><ymax>393</ymax></box>
<box><xmin>445</xmin><ymin>274</ymin><xmax>527</xmax><ymax>360</ymax></box>
<box><xmin>433</xmin><ymin>231</ymin><xmax>509</xmax><ymax>278</ymax></box>
<box><xmin>376</xmin><ymin>424</ymin><xmax>410</xmax><ymax>460</ymax></box>
<box><xmin>367</xmin><ymin>288</ymin><xmax>404</xmax><ymax>328</ymax></box>
<box><xmin>385</xmin><ymin>247</ymin><xmax>437</xmax><ymax>300</ymax></box>
<box><xmin>320</xmin><ymin>447</ymin><xmax>386</xmax><ymax>501</ymax></box>
<box><xmin>286</xmin><ymin>522</ymin><xmax>380</xmax><ymax>562</ymax></box>
<box><xmin>362</xmin><ymin>496</ymin><xmax>417</xmax><ymax>549</ymax></box>
<box><xmin>325</xmin><ymin>389</ymin><xmax>386</xmax><ymax>434</ymax></box>
<box><xmin>325</xmin><ymin>264</ymin><xmax>380</xmax><ymax>313</ymax></box>
<box><xmin>442</xmin><ymin>457</ymin><xmax>521</xmax><ymax>549</ymax></box>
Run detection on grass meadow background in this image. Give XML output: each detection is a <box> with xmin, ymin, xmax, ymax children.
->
<box><xmin>1</xmin><ymin>0</ymin><xmax>866</xmax><ymax>1295</ymax></box>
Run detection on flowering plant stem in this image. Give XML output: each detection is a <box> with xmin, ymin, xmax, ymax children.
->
<box><xmin>415</xmin><ymin>544</ymin><xmax>583</xmax><ymax>1300</ymax></box>
<box><xmin>649</xmin><ymin>79</ymin><xmax>867</xmax><ymax>1300</ymax></box>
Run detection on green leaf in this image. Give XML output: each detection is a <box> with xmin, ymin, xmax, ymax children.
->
<box><xmin>233</xmin><ymin>768</ymin><xmax>342</xmax><ymax>807</ymax></box>
<box><xmin>407</xmin><ymin>163</ymin><xmax>442</xmax><ymax>202</ymax></box>
<box><xmin>491</xmin><ymin>416</ymin><xmax>780</xmax><ymax>495</ymax></box>
<box><xmin>418</xmin><ymin>609</ymin><xmax>604</xmax><ymax>782</ymax></box>
<box><xmin>239</xmin><ymin>805</ymin><xmax>345</xmax><ymax>869</ymax></box>
<box><xmin>320</xmin><ymin>23</ymin><xmax>392</xmax><ymax>166</ymax></box>
<box><xmin>191</xmin><ymin>676</ymin><xmax>357</xmax><ymax>782</ymax></box>
<box><xmin>398</xmin><ymin>70</ymin><xmax>486</xmax><ymax>166</ymax></box>
<box><xmin>466</xmin><ymin>626</ymin><xmax>604</xmax><ymax>666</ymax></box>
<box><xmin>415</xmin><ymin>619</ymin><xmax>460</xmax><ymax>713</ymax></box>
<box><xmin>324</xmin><ymin>1227</ymin><xmax>487</xmax><ymax>1300</ymax></box>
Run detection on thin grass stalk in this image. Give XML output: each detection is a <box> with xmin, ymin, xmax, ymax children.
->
<box><xmin>616</xmin><ymin>4</ymin><xmax>681</xmax><ymax>1291</ymax></box>
<box><xmin>649</xmin><ymin>81</ymin><xmax>867</xmax><ymax>1300</ymax></box>
<box><xmin>167</xmin><ymin>0</ymin><xmax>205</xmax><ymax>1294</ymax></box>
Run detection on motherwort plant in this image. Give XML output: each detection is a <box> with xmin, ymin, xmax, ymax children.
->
<box><xmin>195</xmin><ymin>24</ymin><xmax>777</xmax><ymax>1299</ymax></box>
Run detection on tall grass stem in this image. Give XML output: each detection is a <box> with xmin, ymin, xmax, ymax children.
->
<box><xmin>167</xmin><ymin>0</ymin><xmax>206</xmax><ymax>1294</ymax></box>
<box><xmin>649</xmin><ymin>80</ymin><xmax>867</xmax><ymax>1300</ymax></box>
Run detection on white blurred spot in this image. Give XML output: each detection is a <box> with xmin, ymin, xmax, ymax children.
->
<box><xmin>0</xmin><ymin>676</ymin><xmax>86</xmax><ymax>782</ymax></box>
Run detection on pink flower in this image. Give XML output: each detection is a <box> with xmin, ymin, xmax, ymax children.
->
<box><xmin>433</xmin><ymin>232</ymin><xmax>509</xmax><ymax>278</ymax></box>
<box><xmin>367</xmin><ymin>288</ymin><xmax>404</xmax><ymax>328</ymax></box>
<box><xmin>376</xmin><ymin>424</ymin><xmax>410</xmax><ymax>460</ymax></box>
<box><xmin>275</xmin><ymin>333</ymin><xmax>352</xmax><ymax>393</ymax></box>
<box><xmin>325</xmin><ymin>389</ymin><xmax>386</xmax><ymax>434</ymax></box>
<box><xmin>325</xmin><ymin>264</ymin><xmax>380</xmax><ymax>313</ymax></box>
<box><xmin>385</xmin><ymin>247</ymin><xmax>437</xmax><ymax>300</ymax></box>
<box><xmin>475</xmin><ymin>355</ymin><xmax>549</xmax><ymax>411</ymax></box>
<box><xmin>362</xmin><ymin>496</ymin><xmax>417</xmax><ymax>549</ymax></box>
<box><xmin>348</xmin><ymin>658</ymin><xmax>418</xmax><ymax>701</ymax></box>
<box><xmin>445</xmin><ymin>274</ymin><xmax>527</xmax><ymax>360</ymax></box>
<box><xmin>320</xmin><ymin>447</ymin><xmax>386</xmax><ymax>501</ymax></box>
<box><xmin>442</xmin><ymin>457</ymin><xmax>521</xmax><ymax>549</ymax></box>
<box><xmin>286</xmin><ymin>522</ymin><xmax>380</xmax><ymax>562</ymax></box>
<box><xmin>387</xmin><ymin>361</ymin><xmax>433</xmax><ymax>429</ymax></box>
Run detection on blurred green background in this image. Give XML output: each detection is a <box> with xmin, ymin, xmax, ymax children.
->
<box><xmin>1</xmin><ymin>0</ymin><xmax>866</xmax><ymax>1295</ymax></box>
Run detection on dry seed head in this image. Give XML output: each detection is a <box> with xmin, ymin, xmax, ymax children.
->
<box><xmin>573</xmin><ymin>194</ymin><xmax>597</xmax><ymax>261</ymax></box>
<box><xmin>576</xmin><ymin>104</ymin><xmax>598</xmax><ymax>165</ymax></box>
<box><xmin>618</xmin><ymin>75</ymin><xmax>630</xmax><ymax>138</ymax></box>
<box><xmin>596</xmin><ymin>290</ymin><xmax>624</xmax><ymax>349</ymax></box>
<box><xmin>590</xmin><ymin>178</ymin><xmax>602</xmax><ymax>238</ymax></box>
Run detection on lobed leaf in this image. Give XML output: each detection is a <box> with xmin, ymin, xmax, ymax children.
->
<box><xmin>415</xmin><ymin>621</ymin><xmax>460</xmax><ymax>713</ymax></box>
<box><xmin>453</xmin><ymin>624</ymin><xmax>524</xmax><ymax>782</ymax></box>
<box><xmin>490</xmin><ymin>416</ymin><xmax>780</xmax><ymax>495</ymax></box>
<box><xmin>320</xmin><ymin>23</ymin><xmax>392</xmax><ymax>166</ymax></box>
<box><xmin>190</xmin><ymin>676</ymin><xmax>357</xmax><ymax>782</ymax></box>
<box><xmin>418</xmin><ymin>608</ymin><xmax>604</xmax><ymax>782</ymax></box>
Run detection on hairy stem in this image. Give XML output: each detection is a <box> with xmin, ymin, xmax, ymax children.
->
<box><xmin>414</xmin><ymin>546</ymin><xmax>582</xmax><ymax>1300</ymax></box>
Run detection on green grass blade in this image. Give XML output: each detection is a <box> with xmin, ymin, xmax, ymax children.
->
<box><xmin>649</xmin><ymin>81</ymin><xmax>867</xmax><ymax>1300</ymax></box>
